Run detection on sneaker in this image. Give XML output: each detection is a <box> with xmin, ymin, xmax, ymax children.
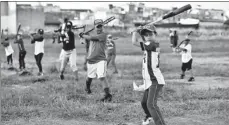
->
<box><xmin>85</xmin><ymin>88</ymin><xmax>92</xmax><ymax>94</ymax></box>
<box><xmin>180</xmin><ymin>74</ymin><xmax>185</xmax><ymax>79</ymax></box>
<box><xmin>188</xmin><ymin>77</ymin><xmax>195</xmax><ymax>82</ymax></box>
<box><xmin>100</xmin><ymin>93</ymin><xmax>112</xmax><ymax>102</ymax></box>
<box><xmin>142</xmin><ymin>117</ymin><xmax>153</xmax><ymax>125</ymax></box>
<box><xmin>37</xmin><ymin>72</ymin><xmax>44</xmax><ymax>76</ymax></box>
<box><xmin>60</xmin><ymin>74</ymin><xmax>64</xmax><ymax>80</ymax></box>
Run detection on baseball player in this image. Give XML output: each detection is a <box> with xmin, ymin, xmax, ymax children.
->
<box><xmin>54</xmin><ymin>18</ymin><xmax>69</xmax><ymax>43</ymax></box>
<box><xmin>30</xmin><ymin>29</ymin><xmax>45</xmax><ymax>76</ymax></box>
<box><xmin>14</xmin><ymin>33</ymin><xmax>27</xmax><ymax>71</ymax></box>
<box><xmin>79</xmin><ymin>19</ymin><xmax>112</xmax><ymax>102</ymax></box>
<box><xmin>1</xmin><ymin>37</ymin><xmax>14</xmax><ymax>67</ymax></box>
<box><xmin>176</xmin><ymin>38</ymin><xmax>195</xmax><ymax>82</ymax></box>
<box><xmin>59</xmin><ymin>21</ymin><xmax>78</xmax><ymax>82</ymax></box>
<box><xmin>106</xmin><ymin>34</ymin><xmax>118</xmax><ymax>73</ymax></box>
<box><xmin>132</xmin><ymin>25</ymin><xmax>166</xmax><ymax>125</ymax></box>
<box><xmin>169</xmin><ymin>29</ymin><xmax>178</xmax><ymax>53</ymax></box>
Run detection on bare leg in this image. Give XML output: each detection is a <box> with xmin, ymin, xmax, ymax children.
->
<box><xmin>111</xmin><ymin>55</ymin><xmax>118</xmax><ymax>73</ymax></box>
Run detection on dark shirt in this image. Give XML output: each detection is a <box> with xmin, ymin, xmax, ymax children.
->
<box><xmin>14</xmin><ymin>38</ymin><xmax>26</xmax><ymax>52</ymax></box>
<box><xmin>62</xmin><ymin>31</ymin><xmax>75</xmax><ymax>51</ymax></box>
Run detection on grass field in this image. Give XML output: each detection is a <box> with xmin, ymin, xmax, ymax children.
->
<box><xmin>1</xmin><ymin>32</ymin><xmax>229</xmax><ymax>125</ymax></box>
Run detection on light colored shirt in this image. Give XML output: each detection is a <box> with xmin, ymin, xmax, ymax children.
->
<box><xmin>180</xmin><ymin>43</ymin><xmax>192</xmax><ymax>63</ymax></box>
<box><xmin>4</xmin><ymin>43</ymin><xmax>14</xmax><ymax>56</ymax></box>
<box><xmin>34</xmin><ymin>40</ymin><xmax>44</xmax><ymax>55</ymax></box>
<box><xmin>31</xmin><ymin>34</ymin><xmax>45</xmax><ymax>55</ymax></box>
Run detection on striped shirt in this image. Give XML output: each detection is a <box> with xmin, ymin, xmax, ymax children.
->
<box><xmin>141</xmin><ymin>41</ymin><xmax>165</xmax><ymax>90</ymax></box>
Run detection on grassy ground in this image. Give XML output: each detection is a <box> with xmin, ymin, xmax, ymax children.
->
<box><xmin>1</xmin><ymin>34</ymin><xmax>229</xmax><ymax>125</ymax></box>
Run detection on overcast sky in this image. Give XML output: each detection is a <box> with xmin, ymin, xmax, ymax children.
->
<box><xmin>17</xmin><ymin>1</ymin><xmax>229</xmax><ymax>11</ymax></box>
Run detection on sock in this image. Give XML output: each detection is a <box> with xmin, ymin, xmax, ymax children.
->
<box><xmin>86</xmin><ymin>78</ymin><xmax>92</xmax><ymax>89</ymax></box>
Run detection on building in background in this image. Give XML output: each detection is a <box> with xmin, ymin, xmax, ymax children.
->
<box><xmin>1</xmin><ymin>2</ymin><xmax>17</xmax><ymax>34</ymax></box>
<box><xmin>61</xmin><ymin>9</ymin><xmax>93</xmax><ymax>20</ymax></box>
<box><xmin>60</xmin><ymin>8</ymin><xmax>94</xmax><ymax>26</ymax></box>
<box><xmin>17</xmin><ymin>4</ymin><xmax>45</xmax><ymax>32</ymax></box>
<box><xmin>44</xmin><ymin>3</ymin><xmax>61</xmax><ymax>12</ymax></box>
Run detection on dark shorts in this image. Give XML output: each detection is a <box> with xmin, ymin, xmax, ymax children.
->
<box><xmin>182</xmin><ymin>59</ymin><xmax>193</xmax><ymax>72</ymax></box>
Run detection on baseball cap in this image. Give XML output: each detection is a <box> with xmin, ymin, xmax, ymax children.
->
<box><xmin>38</xmin><ymin>29</ymin><xmax>44</xmax><ymax>34</ymax></box>
<box><xmin>140</xmin><ymin>25</ymin><xmax>157</xmax><ymax>35</ymax></box>
<box><xmin>94</xmin><ymin>19</ymin><xmax>103</xmax><ymax>27</ymax></box>
<box><xmin>66</xmin><ymin>21</ymin><xmax>73</xmax><ymax>28</ymax></box>
<box><xmin>107</xmin><ymin>34</ymin><xmax>112</xmax><ymax>39</ymax></box>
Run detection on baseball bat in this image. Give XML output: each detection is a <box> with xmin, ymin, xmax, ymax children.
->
<box><xmin>73</xmin><ymin>25</ymin><xmax>86</xmax><ymax>30</ymax></box>
<box><xmin>177</xmin><ymin>31</ymin><xmax>193</xmax><ymax>48</ymax></box>
<box><xmin>132</xmin><ymin>4</ymin><xmax>192</xmax><ymax>32</ymax></box>
<box><xmin>1</xmin><ymin>29</ymin><xmax>3</xmax><ymax>39</ymax></box>
<box><xmin>83</xmin><ymin>16</ymin><xmax>116</xmax><ymax>34</ymax></box>
<box><xmin>30</xmin><ymin>30</ymin><xmax>53</xmax><ymax>36</ymax></box>
<box><xmin>16</xmin><ymin>23</ymin><xmax>21</xmax><ymax>36</ymax></box>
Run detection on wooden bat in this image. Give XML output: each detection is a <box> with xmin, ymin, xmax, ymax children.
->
<box><xmin>16</xmin><ymin>23</ymin><xmax>21</xmax><ymax>36</ymax></box>
<box><xmin>177</xmin><ymin>31</ymin><xmax>193</xmax><ymax>48</ymax></box>
<box><xmin>132</xmin><ymin>4</ymin><xmax>192</xmax><ymax>32</ymax></box>
<box><xmin>1</xmin><ymin>29</ymin><xmax>3</xmax><ymax>39</ymax></box>
<box><xmin>73</xmin><ymin>25</ymin><xmax>86</xmax><ymax>30</ymax></box>
<box><xmin>83</xmin><ymin>16</ymin><xmax>116</xmax><ymax>34</ymax></box>
<box><xmin>30</xmin><ymin>30</ymin><xmax>53</xmax><ymax>36</ymax></box>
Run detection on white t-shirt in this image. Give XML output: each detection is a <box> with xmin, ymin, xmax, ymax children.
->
<box><xmin>34</xmin><ymin>40</ymin><xmax>44</xmax><ymax>55</ymax></box>
<box><xmin>180</xmin><ymin>43</ymin><xmax>192</xmax><ymax>63</ymax></box>
<box><xmin>142</xmin><ymin>42</ymin><xmax>165</xmax><ymax>90</ymax></box>
<box><xmin>5</xmin><ymin>43</ymin><xmax>14</xmax><ymax>56</ymax></box>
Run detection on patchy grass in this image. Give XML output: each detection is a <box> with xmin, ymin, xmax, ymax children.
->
<box><xmin>1</xmin><ymin>36</ymin><xmax>229</xmax><ymax>125</ymax></box>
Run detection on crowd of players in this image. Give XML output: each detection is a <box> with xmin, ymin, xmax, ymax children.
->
<box><xmin>1</xmin><ymin>17</ymin><xmax>195</xmax><ymax>125</ymax></box>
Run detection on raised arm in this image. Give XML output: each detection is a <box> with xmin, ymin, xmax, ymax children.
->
<box><xmin>132</xmin><ymin>31</ymin><xmax>141</xmax><ymax>47</ymax></box>
<box><xmin>31</xmin><ymin>34</ymin><xmax>44</xmax><ymax>44</ymax></box>
<box><xmin>82</xmin><ymin>34</ymin><xmax>100</xmax><ymax>41</ymax></box>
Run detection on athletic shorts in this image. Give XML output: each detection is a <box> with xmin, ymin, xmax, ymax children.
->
<box><xmin>60</xmin><ymin>49</ymin><xmax>78</xmax><ymax>72</ymax></box>
<box><xmin>87</xmin><ymin>60</ymin><xmax>107</xmax><ymax>79</ymax></box>
<box><xmin>181</xmin><ymin>59</ymin><xmax>193</xmax><ymax>72</ymax></box>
